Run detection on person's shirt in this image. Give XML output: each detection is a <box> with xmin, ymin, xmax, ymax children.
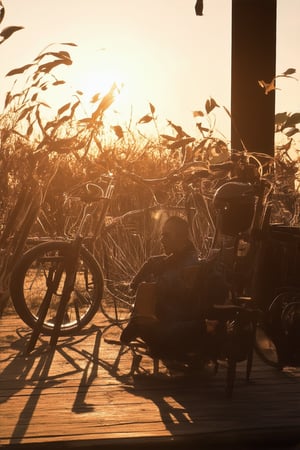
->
<box><xmin>155</xmin><ymin>241</ymin><xmax>199</xmax><ymax>301</ymax></box>
<box><xmin>130</xmin><ymin>240</ymin><xmax>198</xmax><ymax>293</ymax></box>
<box><xmin>130</xmin><ymin>241</ymin><xmax>229</xmax><ymax>323</ymax></box>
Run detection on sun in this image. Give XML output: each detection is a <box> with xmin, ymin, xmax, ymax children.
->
<box><xmin>68</xmin><ymin>45</ymin><xmax>163</xmax><ymax>127</ymax></box>
<box><xmin>40</xmin><ymin>45</ymin><xmax>153</xmax><ymax>128</ymax></box>
<box><xmin>64</xmin><ymin>48</ymin><xmax>129</xmax><ymax>117</ymax></box>
<box><xmin>74</xmin><ymin>67</ymin><xmax>124</xmax><ymax>103</ymax></box>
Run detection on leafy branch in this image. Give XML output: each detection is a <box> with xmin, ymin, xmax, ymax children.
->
<box><xmin>0</xmin><ymin>1</ymin><xmax>23</xmax><ymax>45</ymax></box>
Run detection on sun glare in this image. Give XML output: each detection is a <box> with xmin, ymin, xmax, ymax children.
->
<box><xmin>74</xmin><ymin>67</ymin><xmax>124</xmax><ymax>103</ymax></box>
<box><xmin>63</xmin><ymin>48</ymin><xmax>141</xmax><ymax>125</ymax></box>
<box><xmin>34</xmin><ymin>45</ymin><xmax>166</xmax><ymax>132</ymax></box>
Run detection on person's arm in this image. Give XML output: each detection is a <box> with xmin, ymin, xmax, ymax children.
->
<box><xmin>130</xmin><ymin>255</ymin><xmax>166</xmax><ymax>292</ymax></box>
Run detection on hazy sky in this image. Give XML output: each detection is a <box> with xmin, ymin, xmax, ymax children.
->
<box><xmin>0</xmin><ymin>0</ymin><xmax>299</xmax><ymax>140</ymax></box>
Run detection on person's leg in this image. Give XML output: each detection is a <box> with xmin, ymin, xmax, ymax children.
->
<box><xmin>151</xmin><ymin>320</ymin><xmax>207</xmax><ymax>359</ymax></box>
<box><xmin>131</xmin><ymin>281</ymin><xmax>157</xmax><ymax>318</ymax></box>
<box><xmin>120</xmin><ymin>282</ymin><xmax>158</xmax><ymax>344</ymax></box>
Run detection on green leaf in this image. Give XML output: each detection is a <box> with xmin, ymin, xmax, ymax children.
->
<box><xmin>275</xmin><ymin>112</ymin><xmax>288</xmax><ymax>125</ymax></box>
<box><xmin>52</xmin><ymin>80</ymin><xmax>66</xmax><ymax>86</ymax></box>
<box><xmin>39</xmin><ymin>59</ymin><xmax>72</xmax><ymax>73</ymax></box>
<box><xmin>31</xmin><ymin>93</ymin><xmax>38</xmax><ymax>102</ymax></box>
<box><xmin>285</xmin><ymin>113</ymin><xmax>300</xmax><ymax>128</ymax></box>
<box><xmin>58</xmin><ymin>102</ymin><xmax>71</xmax><ymax>115</ymax></box>
<box><xmin>44</xmin><ymin>120</ymin><xmax>55</xmax><ymax>131</ymax></box>
<box><xmin>6</xmin><ymin>63</ymin><xmax>33</xmax><ymax>76</ymax></box>
<box><xmin>4</xmin><ymin>91</ymin><xmax>11</xmax><ymax>108</ymax></box>
<box><xmin>166</xmin><ymin>120</ymin><xmax>189</xmax><ymax>138</ymax></box>
<box><xmin>0</xmin><ymin>26</ymin><xmax>24</xmax><ymax>42</ymax></box>
<box><xmin>90</xmin><ymin>93</ymin><xmax>101</xmax><ymax>104</ymax></box>
<box><xmin>205</xmin><ymin>97</ymin><xmax>219</xmax><ymax>114</ymax></box>
<box><xmin>19</xmin><ymin>105</ymin><xmax>35</xmax><ymax>121</ymax></box>
<box><xmin>196</xmin><ymin>123</ymin><xmax>210</xmax><ymax>133</ymax></box>
<box><xmin>137</xmin><ymin>114</ymin><xmax>153</xmax><ymax>124</ymax></box>
<box><xmin>282</xmin><ymin>68</ymin><xmax>296</xmax><ymax>76</ymax></box>
<box><xmin>160</xmin><ymin>134</ymin><xmax>177</xmax><ymax>141</ymax></box>
<box><xmin>26</xmin><ymin>123</ymin><xmax>34</xmax><ymax>137</ymax></box>
<box><xmin>39</xmin><ymin>102</ymin><xmax>50</xmax><ymax>108</ymax></box>
<box><xmin>60</xmin><ymin>42</ymin><xmax>77</xmax><ymax>47</ymax></box>
<box><xmin>284</xmin><ymin>127</ymin><xmax>299</xmax><ymax>137</ymax></box>
<box><xmin>78</xmin><ymin>118</ymin><xmax>92</xmax><ymax>124</ymax></box>
<box><xmin>0</xmin><ymin>2</ymin><xmax>5</xmax><ymax>25</ymax></box>
<box><xmin>34</xmin><ymin>51</ymin><xmax>71</xmax><ymax>62</ymax></box>
<box><xmin>92</xmin><ymin>83</ymin><xmax>116</xmax><ymax>120</ymax></box>
<box><xmin>70</xmin><ymin>100</ymin><xmax>80</xmax><ymax>116</ymax></box>
<box><xmin>111</xmin><ymin>125</ymin><xmax>124</xmax><ymax>139</ymax></box>
<box><xmin>149</xmin><ymin>102</ymin><xmax>155</xmax><ymax>114</ymax></box>
<box><xmin>192</xmin><ymin>110</ymin><xmax>204</xmax><ymax>117</ymax></box>
<box><xmin>168</xmin><ymin>137</ymin><xmax>195</xmax><ymax>149</ymax></box>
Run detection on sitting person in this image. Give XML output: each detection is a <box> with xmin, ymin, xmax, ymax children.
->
<box><xmin>120</xmin><ymin>215</ymin><xmax>229</xmax><ymax>359</ymax></box>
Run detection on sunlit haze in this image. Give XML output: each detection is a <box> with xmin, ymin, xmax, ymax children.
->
<box><xmin>0</xmin><ymin>0</ymin><xmax>299</xmax><ymax>140</ymax></box>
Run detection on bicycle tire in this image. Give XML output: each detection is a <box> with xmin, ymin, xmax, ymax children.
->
<box><xmin>253</xmin><ymin>290</ymin><xmax>299</xmax><ymax>369</ymax></box>
<box><xmin>254</xmin><ymin>323</ymin><xmax>282</xmax><ymax>368</ymax></box>
<box><xmin>99</xmin><ymin>209</ymin><xmax>166</xmax><ymax>323</ymax></box>
<box><xmin>185</xmin><ymin>192</ymin><xmax>215</xmax><ymax>259</ymax></box>
<box><xmin>255</xmin><ymin>289</ymin><xmax>300</xmax><ymax>368</ymax></box>
<box><xmin>10</xmin><ymin>240</ymin><xmax>104</xmax><ymax>335</ymax></box>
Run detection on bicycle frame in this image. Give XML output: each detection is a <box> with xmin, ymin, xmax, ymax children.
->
<box><xmin>17</xmin><ymin>152</ymin><xmax>288</xmax><ymax>346</ymax></box>
<box><xmin>26</xmin><ymin>236</ymin><xmax>85</xmax><ymax>352</ymax></box>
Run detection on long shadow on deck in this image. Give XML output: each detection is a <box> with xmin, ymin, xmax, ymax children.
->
<box><xmin>2</xmin><ymin>320</ymin><xmax>300</xmax><ymax>450</ymax></box>
<box><xmin>0</xmin><ymin>324</ymin><xmax>102</xmax><ymax>445</ymax></box>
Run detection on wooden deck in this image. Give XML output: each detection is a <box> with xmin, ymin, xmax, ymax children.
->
<box><xmin>1</xmin><ymin>308</ymin><xmax>300</xmax><ymax>449</ymax></box>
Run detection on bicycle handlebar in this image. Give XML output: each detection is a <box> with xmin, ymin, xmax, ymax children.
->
<box><xmin>66</xmin><ymin>149</ymin><xmax>274</xmax><ymax>203</ymax></box>
<box><xmin>113</xmin><ymin>160</ymin><xmax>214</xmax><ymax>187</ymax></box>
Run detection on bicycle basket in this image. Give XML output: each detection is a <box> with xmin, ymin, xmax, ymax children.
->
<box><xmin>213</xmin><ymin>182</ymin><xmax>256</xmax><ymax>236</ymax></box>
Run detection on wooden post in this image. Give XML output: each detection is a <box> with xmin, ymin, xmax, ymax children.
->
<box><xmin>231</xmin><ymin>0</ymin><xmax>277</xmax><ymax>156</ymax></box>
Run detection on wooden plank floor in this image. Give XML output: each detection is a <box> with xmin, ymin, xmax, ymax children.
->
<box><xmin>1</xmin><ymin>308</ymin><xmax>300</xmax><ymax>449</ymax></box>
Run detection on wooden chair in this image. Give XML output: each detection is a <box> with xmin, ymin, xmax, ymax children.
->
<box><xmin>123</xmin><ymin>282</ymin><xmax>258</xmax><ymax>398</ymax></box>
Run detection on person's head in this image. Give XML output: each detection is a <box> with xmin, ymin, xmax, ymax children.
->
<box><xmin>161</xmin><ymin>216</ymin><xmax>191</xmax><ymax>255</ymax></box>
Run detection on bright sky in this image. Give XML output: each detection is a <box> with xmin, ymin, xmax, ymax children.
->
<box><xmin>0</xmin><ymin>0</ymin><xmax>299</xmax><ymax>140</ymax></box>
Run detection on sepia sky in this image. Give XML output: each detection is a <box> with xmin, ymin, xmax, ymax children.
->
<box><xmin>0</xmin><ymin>0</ymin><xmax>299</xmax><ymax>140</ymax></box>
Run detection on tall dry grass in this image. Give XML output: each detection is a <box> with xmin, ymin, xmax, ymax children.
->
<box><xmin>0</xmin><ymin>39</ymin><xmax>299</xmax><ymax>314</ymax></box>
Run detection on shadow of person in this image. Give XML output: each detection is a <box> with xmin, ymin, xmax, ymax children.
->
<box><xmin>119</xmin><ymin>359</ymin><xmax>300</xmax><ymax>450</ymax></box>
<box><xmin>121</xmin><ymin>368</ymin><xmax>223</xmax><ymax>437</ymax></box>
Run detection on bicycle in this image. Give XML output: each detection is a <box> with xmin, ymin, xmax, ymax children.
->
<box><xmin>252</xmin><ymin>227</ymin><xmax>300</xmax><ymax>368</ymax></box>
<box><xmin>208</xmin><ymin>152</ymin><xmax>300</xmax><ymax>369</ymax></box>
<box><xmin>9</xmin><ymin>160</ymin><xmax>214</xmax><ymax>350</ymax></box>
<box><xmin>11</xmin><ymin>150</ymin><xmax>297</xmax><ymax>366</ymax></box>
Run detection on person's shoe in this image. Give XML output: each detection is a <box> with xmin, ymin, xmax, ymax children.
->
<box><xmin>120</xmin><ymin>315</ymin><xmax>158</xmax><ymax>345</ymax></box>
<box><xmin>120</xmin><ymin>320</ymin><xmax>139</xmax><ymax>345</ymax></box>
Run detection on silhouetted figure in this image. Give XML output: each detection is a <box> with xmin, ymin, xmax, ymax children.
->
<box><xmin>120</xmin><ymin>216</ymin><xmax>228</xmax><ymax>359</ymax></box>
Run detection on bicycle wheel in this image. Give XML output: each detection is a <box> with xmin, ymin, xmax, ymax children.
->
<box><xmin>10</xmin><ymin>240</ymin><xmax>104</xmax><ymax>335</ymax></box>
<box><xmin>253</xmin><ymin>289</ymin><xmax>300</xmax><ymax>368</ymax></box>
<box><xmin>256</xmin><ymin>289</ymin><xmax>300</xmax><ymax>367</ymax></box>
<box><xmin>254</xmin><ymin>322</ymin><xmax>281</xmax><ymax>368</ymax></box>
<box><xmin>99</xmin><ymin>209</ymin><xmax>165</xmax><ymax>323</ymax></box>
<box><xmin>185</xmin><ymin>192</ymin><xmax>215</xmax><ymax>259</ymax></box>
